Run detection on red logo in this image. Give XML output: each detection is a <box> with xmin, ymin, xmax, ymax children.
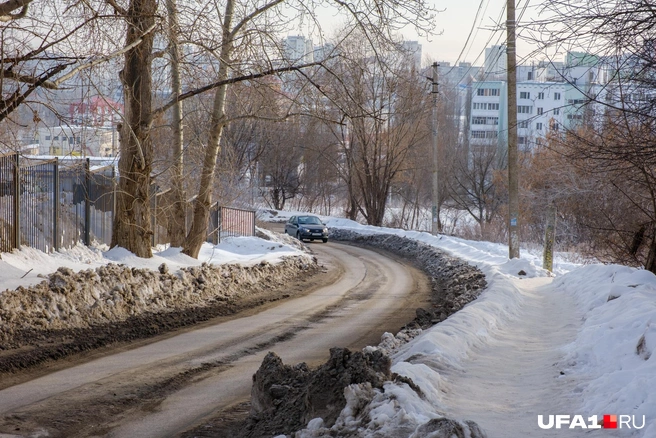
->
<box><xmin>604</xmin><ymin>415</ymin><xmax>618</xmax><ymax>429</ymax></box>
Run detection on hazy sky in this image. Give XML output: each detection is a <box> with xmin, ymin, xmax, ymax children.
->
<box><xmin>302</xmin><ymin>0</ymin><xmax>547</xmax><ymax>67</ymax></box>
<box><xmin>416</xmin><ymin>0</ymin><xmax>543</xmax><ymax>66</ymax></box>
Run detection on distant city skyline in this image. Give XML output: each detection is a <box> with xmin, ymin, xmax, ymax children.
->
<box><xmin>301</xmin><ymin>0</ymin><xmax>548</xmax><ymax>68</ymax></box>
<box><xmin>415</xmin><ymin>0</ymin><xmax>545</xmax><ymax>66</ymax></box>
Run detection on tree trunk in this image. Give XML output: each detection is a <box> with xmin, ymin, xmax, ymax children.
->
<box><xmin>645</xmin><ymin>224</ymin><xmax>656</xmax><ymax>274</ymax></box>
<box><xmin>182</xmin><ymin>0</ymin><xmax>233</xmax><ymax>258</ymax></box>
<box><xmin>166</xmin><ymin>0</ymin><xmax>186</xmax><ymax>247</ymax></box>
<box><xmin>111</xmin><ymin>0</ymin><xmax>156</xmax><ymax>257</ymax></box>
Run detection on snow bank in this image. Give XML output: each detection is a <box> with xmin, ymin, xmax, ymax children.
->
<box><xmin>553</xmin><ymin>264</ymin><xmax>656</xmax><ymax>436</ymax></box>
<box><xmin>291</xmin><ymin>228</ymin><xmax>546</xmax><ymax>436</ymax></box>
<box><xmin>296</xmin><ymin>218</ymin><xmax>656</xmax><ymax>437</ymax></box>
<box><xmin>0</xmin><ymin>230</ymin><xmax>305</xmax><ymax>294</ymax></box>
<box><xmin>0</xmin><ymin>231</ymin><xmax>314</xmax><ymax>349</ymax></box>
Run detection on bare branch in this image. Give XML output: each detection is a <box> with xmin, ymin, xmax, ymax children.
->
<box><xmin>104</xmin><ymin>0</ymin><xmax>127</xmax><ymax>16</ymax></box>
<box><xmin>152</xmin><ymin>59</ymin><xmax>331</xmax><ymax>116</ymax></box>
<box><xmin>50</xmin><ymin>23</ymin><xmax>157</xmax><ymax>88</ymax></box>
<box><xmin>0</xmin><ymin>0</ymin><xmax>30</xmax><ymax>21</ymax></box>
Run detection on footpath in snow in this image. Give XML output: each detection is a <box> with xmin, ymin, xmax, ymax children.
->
<box><xmin>439</xmin><ymin>276</ymin><xmax>588</xmax><ymax>437</ymax></box>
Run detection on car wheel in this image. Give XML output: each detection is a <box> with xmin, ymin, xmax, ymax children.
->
<box><xmin>296</xmin><ymin>231</ymin><xmax>302</xmax><ymax>241</ymax></box>
<box><xmin>322</xmin><ymin>238</ymin><xmax>328</xmax><ymax>243</ymax></box>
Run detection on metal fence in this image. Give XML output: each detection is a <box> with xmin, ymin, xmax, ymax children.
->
<box><xmin>88</xmin><ymin>165</ymin><xmax>115</xmax><ymax>246</ymax></box>
<box><xmin>0</xmin><ymin>153</ymin><xmax>18</xmax><ymax>252</ymax></box>
<box><xmin>0</xmin><ymin>153</ymin><xmax>115</xmax><ymax>253</ymax></box>
<box><xmin>19</xmin><ymin>158</ymin><xmax>57</xmax><ymax>252</ymax></box>
<box><xmin>0</xmin><ymin>152</ymin><xmax>255</xmax><ymax>254</ymax></box>
<box><xmin>207</xmin><ymin>204</ymin><xmax>256</xmax><ymax>244</ymax></box>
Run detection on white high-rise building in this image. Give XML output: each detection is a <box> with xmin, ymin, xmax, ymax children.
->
<box><xmin>284</xmin><ymin>35</ymin><xmax>314</xmax><ymax>64</ymax></box>
<box><xmin>484</xmin><ymin>45</ymin><xmax>507</xmax><ymax>80</ymax></box>
<box><xmin>469</xmin><ymin>48</ymin><xmax>609</xmax><ymax>152</ymax></box>
<box><xmin>402</xmin><ymin>41</ymin><xmax>422</xmax><ymax>70</ymax></box>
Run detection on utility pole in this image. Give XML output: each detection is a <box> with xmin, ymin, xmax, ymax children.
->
<box><xmin>507</xmin><ymin>0</ymin><xmax>520</xmax><ymax>258</ymax></box>
<box><xmin>431</xmin><ymin>62</ymin><xmax>440</xmax><ymax>235</ymax></box>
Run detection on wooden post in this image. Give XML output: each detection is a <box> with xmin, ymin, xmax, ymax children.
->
<box><xmin>543</xmin><ymin>204</ymin><xmax>557</xmax><ymax>272</ymax></box>
<box><xmin>431</xmin><ymin>62</ymin><xmax>440</xmax><ymax>234</ymax></box>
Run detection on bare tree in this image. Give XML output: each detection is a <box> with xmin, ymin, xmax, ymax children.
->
<box><xmin>165</xmin><ymin>0</ymin><xmax>186</xmax><ymax>247</ymax></box>
<box><xmin>0</xmin><ymin>0</ymin><xmax>127</xmax><ymax>127</ymax></box>
<box><xmin>450</xmin><ymin>142</ymin><xmax>505</xmax><ymax>240</ymax></box>
<box><xmin>180</xmin><ymin>0</ymin><xmax>436</xmax><ymax>257</ymax></box>
<box><xmin>520</xmin><ymin>0</ymin><xmax>656</xmax><ymax>271</ymax></box>
<box><xmin>110</xmin><ymin>0</ymin><xmax>158</xmax><ymax>257</ymax></box>
<box><xmin>315</xmin><ymin>38</ymin><xmax>431</xmax><ymax>226</ymax></box>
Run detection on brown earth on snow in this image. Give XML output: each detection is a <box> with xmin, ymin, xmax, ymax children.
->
<box><xmin>0</xmin><ymin>254</ymin><xmax>319</xmax><ymax>388</ymax></box>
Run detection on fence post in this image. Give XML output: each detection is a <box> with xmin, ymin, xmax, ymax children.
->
<box><xmin>84</xmin><ymin>158</ymin><xmax>91</xmax><ymax>246</ymax></box>
<box><xmin>12</xmin><ymin>153</ymin><xmax>20</xmax><ymax>250</ymax></box>
<box><xmin>112</xmin><ymin>165</ymin><xmax>116</xmax><ymax>246</ymax></box>
<box><xmin>150</xmin><ymin>184</ymin><xmax>157</xmax><ymax>247</ymax></box>
<box><xmin>53</xmin><ymin>157</ymin><xmax>60</xmax><ymax>252</ymax></box>
<box><xmin>217</xmin><ymin>205</ymin><xmax>222</xmax><ymax>244</ymax></box>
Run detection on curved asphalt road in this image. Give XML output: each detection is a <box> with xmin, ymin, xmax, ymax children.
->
<box><xmin>0</xmin><ymin>243</ymin><xmax>427</xmax><ymax>437</ymax></box>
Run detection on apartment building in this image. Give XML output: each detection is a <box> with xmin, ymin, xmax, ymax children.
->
<box><xmin>469</xmin><ymin>48</ymin><xmax>606</xmax><ymax>152</ymax></box>
<box><xmin>35</xmin><ymin>126</ymin><xmax>118</xmax><ymax>157</ymax></box>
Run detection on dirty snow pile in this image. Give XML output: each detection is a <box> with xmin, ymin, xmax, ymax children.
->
<box><xmin>0</xmin><ymin>230</ymin><xmax>314</xmax><ymax>339</ymax></box>
<box><xmin>259</xmin><ymin>212</ymin><xmax>656</xmax><ymax>437</ymax></box>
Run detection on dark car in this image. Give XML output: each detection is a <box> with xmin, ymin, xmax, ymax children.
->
<box><xmin>285</xmin><ymin>215</ymin><xmax>329</xmax><ymax>243</ymax></box>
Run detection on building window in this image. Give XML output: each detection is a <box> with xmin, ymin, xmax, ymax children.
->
<box><xmin>567</xmin><ymin>98</ymin><xmax>586</xmax><ymax>105</ymax></box>
<box><xmin>518</xmin><ymin>136</ymin><xmax>527</xmax><ymax>145</ymax></box>
<box><xmin>473</xmin><ymin>102</ymin><xmax>501</xmax><ymax>111</ymax></box>
<box><xmin>477</xmin><ymin>88</ymin><xmax>500</xmax><ymax>96</ymax></box>
<box><xmin>472</xmin><ymin>117</ymin><xmax>487</xmax><ymax>125</ymax></box>
<box><xmin>471</xmin><ymin>131</ymin><xmax>498</xmax><ymax>139</ymax></box>
<box><xmin>53</xmin><ymin>136</ymin><xmax>59</xmax><ymax>141</ymax></box>
<box><xmin>538</xmin><ymin>92</ymin><xmax>544</xmax><ymax>100</ymax></box>
<box><xmin>520</xmin><ymin>91</ymin><xmax>530</xmax><ymax>99</ymax></box>
<box><xmin>537</xmin><ymin>107</ymin><xmax>544</xmax><ymax>115</ymax></box>
<box><xmin>518</xmin><ymin>120</ymin><xmax>529</xmax><ymax>129</ymax></box>
<box><xmin>554</xmin><ymin>92</ymin><xmax>561</xmax><ymax>100</ymax></box>
<box><xmin>518</xmin><ymin>105</ymin><xmax>532</xmax><ymax>114</ymax></box>
<box><xmin>553</xmin><ymin>108</ymin><xmax>560</xmax><ymax>115</ymax></box>
<box><xmin>45</xmin><ymin>135</ymin><xmax>51</xmax><ymax>141</ymax></box>
<box><xmin>567</xmin><ymin>114</ymin><xmax>583</xmax><ymax>120</ymax></box>
<box><xmin>536</xmin><ymin>122</ymin><xmax>543</xmax><ymax>130</ymax></box>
